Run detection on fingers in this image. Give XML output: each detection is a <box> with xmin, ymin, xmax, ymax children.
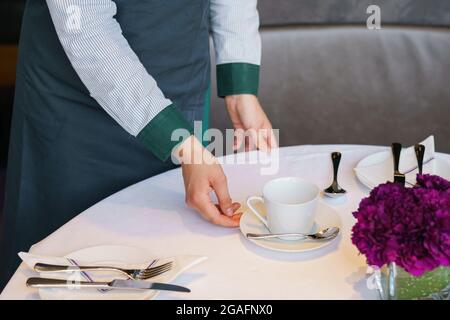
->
<box><xmin>232</xmin><ymin>202</ymin><xmax>241</xmax><ymax>212</ymax></box>
<box><xmin>211</xmin><ymin>173</ymin><xmax>233</xmax><ymax>216</ymax></box>
<box><xmin>187</xmin><ymin>188</ymin><xmax>241</xmax><ymax>228</ymax></box>
<box><xmin>215</xmin><ymin>202</ymin><xmax>241</xmax><ymax>215</ymax></box>
<box><xmin>244</xmin><ymin>135</ymin><xmax>254</xmax><ymax>152</ymax></box>
<box><xmin>209</xmin><ymin>211</ymin><xmax>241</xmax><ymax>227</ymax></box>
<box><xmin>233</xmin><ymin>128</ymin><xmax>245</xmax><ymax>151</ymax></box>
<box><xmin>244</xmin><ymin>127</ymin><xmax>274</xmax><ymax>152</ymax></box>
<box><xmin>230</xmin><ymin>121</ymin><xmax>275</xmax><ymax>153</ymax></box>
<box><xmin>267</xmin><ymin>126</ymin><xmax>278</xmax><ymax>149</ymax></box>
<box><xmin>256</xmin><ymin>129</ymin><xmax>270</xmax><ymax>153</ymax></box>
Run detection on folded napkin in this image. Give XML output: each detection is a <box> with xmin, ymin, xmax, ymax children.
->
<box><xmin>19</xmin><ymin>251</ymin><xmax>206</xmax><ymax>300</ymax></box>
<box><xmin>354</xmin><ymin>136</ymin><xmax>436</xmax><ymax>188</ymax></box>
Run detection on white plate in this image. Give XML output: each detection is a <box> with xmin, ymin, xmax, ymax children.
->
<box><xmin>38</xmin><ymin>245</ymin><xmax>161</xmax><ymax>300</ymax></box>
<box><xmin>240</xmin><ymin>201</ymin><xmax>342</xmax><ymax>253</ymax></box>
<box><xmin>355</xmin><ymin>151</ymin><xmax>450</xmax><ymax>190</ymax></box>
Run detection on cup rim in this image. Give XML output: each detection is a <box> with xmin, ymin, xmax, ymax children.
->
<box><xmin>262</xmin><ymin>177</ymin><xmax>319</xmax><ymax>207</ymax></box>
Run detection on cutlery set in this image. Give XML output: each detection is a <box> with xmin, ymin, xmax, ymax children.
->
<box><xmin>27</xmin><ymin>260</ymin><xmax>191</xmax><ymax>293</ymax></box>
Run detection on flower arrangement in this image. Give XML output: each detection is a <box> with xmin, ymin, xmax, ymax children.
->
<box><xmin>351</xmin><ymin>174</ymin><xmax>450</xmax><ymax>277</ymax></box>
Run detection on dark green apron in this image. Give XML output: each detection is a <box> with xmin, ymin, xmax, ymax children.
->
<box><xmin>1</xmin><ymin>0</ymin><xmax>211</xmax><ymax>289</ymax></box>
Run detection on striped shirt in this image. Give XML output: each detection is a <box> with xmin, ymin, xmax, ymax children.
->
<box><xmin>45</xmin><ymin>0</ymin><xmax>261</xmax><ymax>160</ymax></box>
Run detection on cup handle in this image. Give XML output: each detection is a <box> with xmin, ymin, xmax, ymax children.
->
<box><xmin>246</xmin><ymin>196</ymin><xmax>268</xmax><ymax>229</ymax></box>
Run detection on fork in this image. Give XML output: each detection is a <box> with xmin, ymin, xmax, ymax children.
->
<box><xmin>34</xmin><ymin>261</ymin><xmax>173</xmax><ymax>280</ymax></box>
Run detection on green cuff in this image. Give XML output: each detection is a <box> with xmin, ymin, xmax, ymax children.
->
<box><xmin>216</xmin><ymin>63</ymin><xmax>260</xmax><ymax>98</ymax></box>
<box><xmin>137</xmin><ymin>104</ymin><xmax>193</xmax><ymax>161</ymax></box>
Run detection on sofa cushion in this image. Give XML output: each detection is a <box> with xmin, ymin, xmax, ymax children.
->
<box><xmin>211</xmin><ymin>26</ymin><xmax>450</xmax><ymax>152</ymax></box>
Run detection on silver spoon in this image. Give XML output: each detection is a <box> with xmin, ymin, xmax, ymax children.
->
<box><xmin>246</xmin><ymin>227</ymin><xmax>340</xmax><ymax>241</ymax></box>
<box><xmin>324</xmin><ymin>152</ymin><xmax>346</xmax><ymax>198</ymax></box>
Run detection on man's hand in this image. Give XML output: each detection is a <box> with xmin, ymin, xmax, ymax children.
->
<box><xmin>225</xmin><ymin>94</ymin><xmax>277</xmax><ymax>152</ymax></box>
<box><xmin>174</xmin><ymin>136</ymin><xmax>241</xmax><ymax>227</ymax></box>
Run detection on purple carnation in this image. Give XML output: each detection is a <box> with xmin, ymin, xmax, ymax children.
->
<box><xmin>416</xmin><ymin>173</ymin><xmax>450</xmax><ymax>192</ymax></box>
<box><xmin>351</xmin><ymin>174</ymin><xmax>450</xmax><ymax>276</ymax></box>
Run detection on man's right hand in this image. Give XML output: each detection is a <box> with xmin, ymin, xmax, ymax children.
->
<box><xmin>174</xmin><ymin>136</ymin><xmax>241</xmax><ymax>227</ymax></box>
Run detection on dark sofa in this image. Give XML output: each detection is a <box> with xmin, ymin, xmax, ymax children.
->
<box><xmin>211</xmin><ymin>0</ymin><xmax>450</xmax><ymax>152</ymax></box>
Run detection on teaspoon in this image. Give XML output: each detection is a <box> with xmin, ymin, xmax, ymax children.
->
<box><xmin>246</xmin><ymin>227</ymin><xmax>340</xmax><ymax>241</ymax></box>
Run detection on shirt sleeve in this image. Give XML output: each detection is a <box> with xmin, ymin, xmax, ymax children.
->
<box><xmin>210</xmin><ymin>0</ymin><xmax>262</xmax><ymax>98</ymax></box>
<box><xmin>45</xmin><ymin>0</ymin><xmax>193</xmax><ymax>161</ymax></box>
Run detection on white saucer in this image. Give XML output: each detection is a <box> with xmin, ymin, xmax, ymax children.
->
<box><xmin>240</xmin><ymin>201</ymin><xmax>342</xmax><ymax>253</ymax></box>
<box><xmin>355</xmin><ymin>151</ymin><xmax>450</xmax><ymax>190</ymax></box>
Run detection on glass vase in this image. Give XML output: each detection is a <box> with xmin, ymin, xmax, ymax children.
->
<box><xmin>376</xmin><ymin>263</ymin><xmax>449</xmax><ymax>300</ymax></box>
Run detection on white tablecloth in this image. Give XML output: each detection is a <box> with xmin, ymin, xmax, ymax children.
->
<box><xmin>3</xmin><ymin>144</ymin><xmax>447</xmax><ymax>300</ymax></box>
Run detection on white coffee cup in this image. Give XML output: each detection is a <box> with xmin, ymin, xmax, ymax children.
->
<box><xmin>246</xmin><ymin>177</ymin><xmax>319</xmax><ymax>239</ymax></box>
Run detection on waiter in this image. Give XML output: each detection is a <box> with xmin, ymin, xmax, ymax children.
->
<box><xmin>0</xmin><ymin>0</ymin><xmax>275</xmax><ymax>289</ymax></box>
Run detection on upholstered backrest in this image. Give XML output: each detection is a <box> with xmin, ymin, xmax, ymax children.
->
<box><xmin>210</xmin><ymin>0</ymin><xmax>450</xmax><ymax>152</ymax></box>
<box><xmin>257</xmin><ymin>0</ymin><xmax>450</xmax><ymax>27</ymax></box>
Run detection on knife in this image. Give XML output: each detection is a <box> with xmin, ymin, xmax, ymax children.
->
<box><xmin>414</xmin><ymin>144</ymin><xmax>425</xmax><ymax>175</ymax></box>
<box><xmin>391</xmin><ymin>142</ymin><xmax>405</xmax><ymax>186</ymax></box>
<box><xmin>26</xmin><ymin>277</ymin><xmax>190</xmax><ymax>293</ymax></box>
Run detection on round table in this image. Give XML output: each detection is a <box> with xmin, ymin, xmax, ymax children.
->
<box><xmin>3</xmin><ymin>144</ymin><xmax>446</xmax><ymax>300</ymax></box>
